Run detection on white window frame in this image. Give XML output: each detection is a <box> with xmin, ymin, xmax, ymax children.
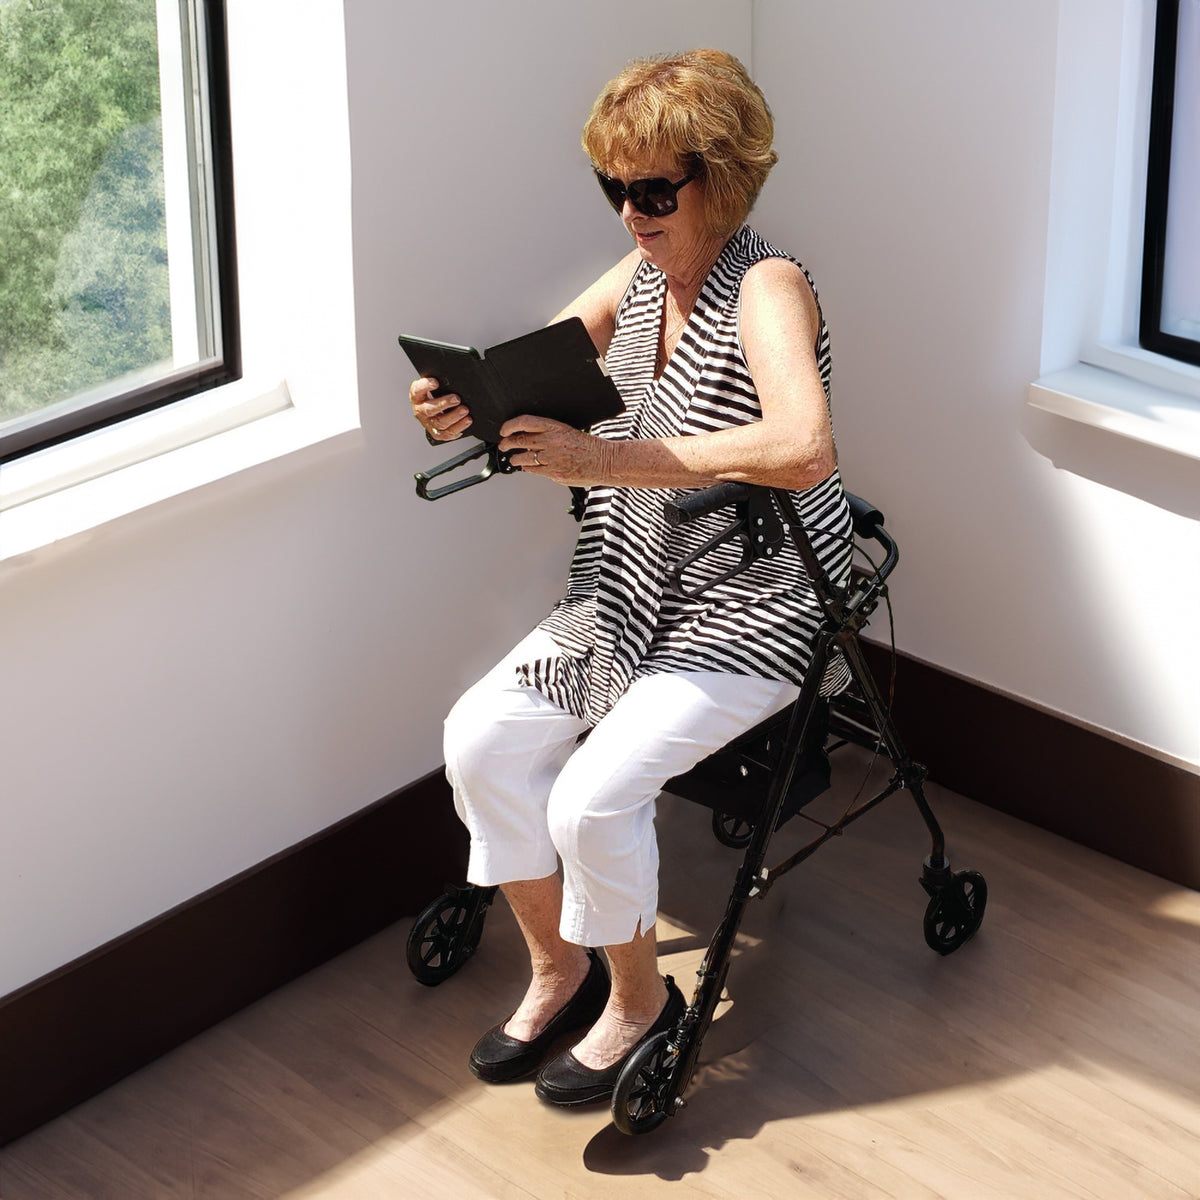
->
<box><xmin>159</xmin><ymin>0</ymin><xmax>204</xmax><ymax>370</ymax></box>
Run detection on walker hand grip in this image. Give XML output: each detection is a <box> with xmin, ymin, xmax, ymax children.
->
<box><xmin>844</xmin><ymin>491</ymin><xmax>898</xmax><ymax>579</ymax></box>
<box><xmin>664</xmin><ymin>482</ymin><xmax>752</xmax><ymax>526</ymax></box>
<box><xmin>846</xmin><ymin>493</ymin><xmax>884</xmax><ymax>536</ymax></box>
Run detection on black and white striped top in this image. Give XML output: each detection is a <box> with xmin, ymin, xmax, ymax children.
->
<box><xmin>517</xmin><ymin>226</ymin><xmax>853</xmax><ymax>725</ymax></box>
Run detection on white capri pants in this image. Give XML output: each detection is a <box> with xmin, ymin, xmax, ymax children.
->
<box><xmin>443</xmin><ymin>629</ymin><xmax>798</xmax><ymax>948</ymax></box>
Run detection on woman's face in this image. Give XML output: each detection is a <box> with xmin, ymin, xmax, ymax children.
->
<box><xmin>605</xmin><ymin>154</ymin><xmax>723</xmax><ymax>283</ymax></box>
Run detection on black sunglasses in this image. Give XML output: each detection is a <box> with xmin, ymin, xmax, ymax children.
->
<box><xmin>594</xmin><ymin>167</ymin><xmax>699</xmax><ymax>218</ymax></box>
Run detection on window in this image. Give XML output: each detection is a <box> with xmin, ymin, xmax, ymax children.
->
<box><xmin>0</xmin><ymin>0</ymin><xmax>238</xmax><ymax>462</ymax></box>
<box><xmin>1028</xmin><ymin>0</ymin><xmax>1200</xmax><ymax>466</ymax></box>
<box><xmin>1141</xmin><ymin>0</ymin><xmax>1200</xmax><ymax>366</ymax></box>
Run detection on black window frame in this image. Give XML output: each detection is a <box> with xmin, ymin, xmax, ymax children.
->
<box><xmin>1140</xmin><ymin>0</ymin><xmax>1200</xmax><ymax>367</ymax></box>
<box><xmin>0</xmin><ymin>0</ymin><xmax>240</xmax><ymax>465</ymax></box>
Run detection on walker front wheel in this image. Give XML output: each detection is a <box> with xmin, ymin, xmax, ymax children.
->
<box><xmin>612</xmin><ymin>1032</ymin><xmax>679</xmax><ymax>1135</ymax></box>
<box><xmin>923</xmin><ymin>870</ymin><xmax>987</xmax><ymax>955</ymax></box>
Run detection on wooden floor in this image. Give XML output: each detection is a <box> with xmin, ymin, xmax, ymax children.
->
<box><xmin>3</xmin><ymin>747</ymin><xmax>1199</xmax><ymax>1199</ymax></box>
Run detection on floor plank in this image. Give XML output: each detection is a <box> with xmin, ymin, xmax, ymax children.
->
<box><xmin>2</xmin><ymin>749</ymin><xmax>1199</xmax><ymax>1199</ymax></box>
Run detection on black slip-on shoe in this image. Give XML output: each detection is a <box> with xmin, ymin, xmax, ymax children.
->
<box><xmin>533</xmin><ymin>974</ymin><xmax>686</xmax><ymax>1107</ymax></box>
<box><xmin>468</xmin><ymin>949</ymin><xmax>610</xmax><ymax>1083</ymax></box>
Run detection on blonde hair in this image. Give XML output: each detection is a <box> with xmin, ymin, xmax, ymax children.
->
<box><xmin>581</xmin><ymin>49</ymin><xmax>778</xmax><ymax>237</ymax></box>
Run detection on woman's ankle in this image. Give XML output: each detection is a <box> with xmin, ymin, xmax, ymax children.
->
<box><xmin>505</xmin><ymin>950</ymin><xmax>592</xmax><ymax>1039</ymax></box>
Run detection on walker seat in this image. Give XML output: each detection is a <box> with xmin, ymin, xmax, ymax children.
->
<box><xmin>665</xmin><ymin>699</ymin><xmax>832</xmax><ymax>847</ymax></box>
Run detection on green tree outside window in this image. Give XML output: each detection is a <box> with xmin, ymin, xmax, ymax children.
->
<box><xmin>0</xmin><ymin>0</ymin><xmax>169</xmax><ymax>424</ymax></box>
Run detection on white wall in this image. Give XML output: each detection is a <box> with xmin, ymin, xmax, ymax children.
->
<box><xmin>2</xmin><ymin>0</ymin><xmax>1196</xmax><ymax>1000</ymax></box>
<box><xmin>751</xmin><ymin>0</ymin><xmax>1200</xmax><ymax>767</ymax></box>
<box><xmin>0</xmin><ymin>0</ymin><xmax>749</xmax><ymax>999</ymax></box>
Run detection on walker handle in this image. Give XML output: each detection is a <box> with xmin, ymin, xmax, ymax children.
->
<box><xmin>669</xmin><ymin>486</ymin><xmax>897</xmax><ymax>568</ymax></box>
<box><xmin>664</xmin><ymin>482</ymin><xmax>752</xmax><ymax>526</ymax></box>
<box><xmin>414</xmin><ymin>441</ymin><xmax>517</xmax><ymax>501</ymax></box>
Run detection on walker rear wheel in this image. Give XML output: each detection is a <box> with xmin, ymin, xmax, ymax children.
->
<box><xmin>712</xmin><ymin>810</ymin><xmax>754</xmax><ymax>848</ymax></box>
<box><xmin>612</xmin><ymin>1032</ymin><xmax>678</xmax><ymax>1135</ymax></box>
<box><xmin>406</xmin><ymin>886</ymin><xmax>492</xmax><ymax>985</ymax></box>
<box><xmin>923</xmin><ymin>870</ymin><xmax>987</xmax><ymax>955</ymax></box>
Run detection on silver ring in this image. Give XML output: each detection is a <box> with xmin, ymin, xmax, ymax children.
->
<box><xmin>532</xmin><ymin>451</ymin><xmax>541</xmax><ymax>466</ymax></box>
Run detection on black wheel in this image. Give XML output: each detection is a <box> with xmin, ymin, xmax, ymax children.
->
<box><xmin>612</xmin><ymin>1032</ymin><xmax>678</xmax><ymax>1135</ymax></box>
<box><xmin>712</xmin><ymin>810</ymin><xmax>754</xmax><ymax>848</ymax></box>
<box><xmin>406</xmin><ymin>888</ymin><xmax>489</xmax><ymax>985</ymax></box>
<box><xmin>923</xmin><ymin>869</ymin><xmax>987</xmax><ymax>955</ymax></box>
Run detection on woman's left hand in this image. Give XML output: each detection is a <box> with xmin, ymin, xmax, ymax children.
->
<box><xmin>498</xmin><ymin>414</ymin><xmax>615</xmax><ymax>487</ymax></box>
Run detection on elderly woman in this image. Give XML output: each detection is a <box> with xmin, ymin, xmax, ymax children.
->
<box><xmin>409</xmin><ymin>49</ymin><xmax>851</xmax><ymax>1106</ymax></box>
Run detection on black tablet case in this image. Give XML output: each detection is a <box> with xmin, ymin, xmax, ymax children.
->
<box><xmin>398</xmin><ymin>317</ymin><xmax>624</xmax><ymax>445</ymax></box>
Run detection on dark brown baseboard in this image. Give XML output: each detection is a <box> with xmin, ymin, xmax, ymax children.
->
<box><xmin>3</xmin><ymin>657</ymin><xmax>1196</xmax><ymax>1147</ymax></box>
<box><xmin>861</xmin><ymin>641</ymin><xmax>1200</xmax><ymax>891</ymax></box>
<box><xmin>0</xmin><ymin>770</ymin><xmax>469</xmax><ymax>1147</ymax></box>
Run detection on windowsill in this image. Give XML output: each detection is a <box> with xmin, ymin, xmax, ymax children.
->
<box><xmin>1027</xmin><ymin>352</ymin><xmax>1200</xmax><ymax>463</ymax></box>
<box><xmin>0</xmin><ymin>382</ymin><xmax>359</xmax><ymax>564</ymax></box>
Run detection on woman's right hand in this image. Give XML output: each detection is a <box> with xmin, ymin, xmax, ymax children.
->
<box><xmin>409</xmin><ymin>376</ymin><xmax>472</xmax><ymax>442</ymax></box>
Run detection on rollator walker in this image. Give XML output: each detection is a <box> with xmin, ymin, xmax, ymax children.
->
<box><xmin>406</xmin><ymin>475</ymin><xmax>988</xmax><ymax>1135</ymax></box>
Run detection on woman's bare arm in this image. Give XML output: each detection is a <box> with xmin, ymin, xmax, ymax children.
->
<box><xmin>500</xmin><ymin>257</ymin><xmax>838</xmax><ymax>490</ymax></box>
